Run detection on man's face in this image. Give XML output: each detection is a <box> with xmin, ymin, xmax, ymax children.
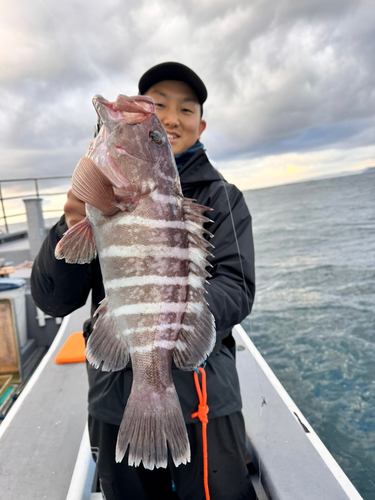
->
<box><xmin>144</xmin><ymin>80</ymin><xmax>206</xmax><ymax>156</ymax></box>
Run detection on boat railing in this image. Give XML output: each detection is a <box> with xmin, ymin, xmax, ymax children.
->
<box><xmin>0</xmin><ymin>176</ymin><xmax>71</xmax><ymax>233</ymax></box>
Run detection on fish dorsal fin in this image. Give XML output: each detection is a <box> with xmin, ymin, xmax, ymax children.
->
<box><xmin>72</xmin><ymin>157</ymin><xmax>135</xmax><ymax>215</ymax></box>
<box><xmin>172</xmin><ymin>199</ymin><xmax>216</xmax><ymax>371</ymax></box>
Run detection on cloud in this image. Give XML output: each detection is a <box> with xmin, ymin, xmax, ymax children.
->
<box><xmin>0</xmin><ymin>0</ymin><xmax>374</xmax><ymax>185</ymax></box>
<box><xmin>203</xmin><ymin>4</ymin><xmax>375</xmax><ymax>159</ymax></box>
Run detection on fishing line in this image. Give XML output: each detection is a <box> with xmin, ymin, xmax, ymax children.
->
<box><xmin>216</xmin><ymin>168</ymin><xmax>268</xmax><ymax>485</ymax></box>
<box><xmin>34</xmin><ymin>0</ymin><xmax>268</xmax><ymax>486</ymax></box>
<box><xmin>38</xmin><ymin>0</ymin><xmax>59</xmax><ymax>22</ymax></box>
<box><xmin>36</xmin><ymin>0</ymin><xmax>125</xmax><ymax>95</ymax></box>
<box><xmin>245</xmin><ymin>303</ymin><xmax>270</xmax><ymax>487</ymax></box>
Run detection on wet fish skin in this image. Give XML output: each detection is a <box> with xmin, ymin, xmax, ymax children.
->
<box><xmin>55</xmin><ymin>93</ymin><xmax>215</xmax><ymax>470</ymax></box>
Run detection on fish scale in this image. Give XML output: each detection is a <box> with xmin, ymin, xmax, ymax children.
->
<box><xmin>55</xmin><ymin>92</ymin><xmax>215</xmax><ymax>469</ymax></box>
<box><xmin>93</xmin><ymin>198</ymin><xmax>190</xmax><ymax>345</ymax></box>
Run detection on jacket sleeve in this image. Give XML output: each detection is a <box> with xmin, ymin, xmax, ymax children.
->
<box><xmin>31</xmin><ymin>215</ymin><xmax>93</xmax><ymax>317</ymax></box>
<box><xmin>203</xmin><ymin>182</ymin><xmax>255</xmax><ymax>343</ymax></box>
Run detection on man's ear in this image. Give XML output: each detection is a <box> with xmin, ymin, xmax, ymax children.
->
<box><xmin>198</xmin><ymin>120</ymin><xmax>206</xmax><ymax>139</ymax></box>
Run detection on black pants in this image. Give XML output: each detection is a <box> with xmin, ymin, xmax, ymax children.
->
<box><xmin>88</xmin><ymin>412</ymin><xmax>256</xmax><ymax>500</ymax></box>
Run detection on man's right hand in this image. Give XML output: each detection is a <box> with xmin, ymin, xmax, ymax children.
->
<box><xmin>64</xmin><ymin>189</ymin><xmax>86</xmax><ymax>229</ymax></box>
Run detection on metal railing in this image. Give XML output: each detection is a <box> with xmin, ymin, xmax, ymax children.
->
<box><xmin>0</xmin><ymin>176</ymin><xmax>71</xmax><ymax>233</ymax></box>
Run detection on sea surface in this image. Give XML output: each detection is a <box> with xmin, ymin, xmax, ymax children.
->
<box><xmin>1</xmin><ymin>170</ymin><xmax>373</xmax><ymax>496</ymax></box>
<box><xmin>242</xmin><ymin>171</ymin><xmax>375</xmax><ymax>499</ymax></box>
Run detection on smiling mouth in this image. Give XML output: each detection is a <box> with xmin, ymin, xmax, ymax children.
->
<box><xmin>167</xmin><ymin>133</ymin><xmax>180</xmax><ymax>141</ymax></box>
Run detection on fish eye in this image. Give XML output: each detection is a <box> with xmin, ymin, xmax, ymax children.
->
<box><xmin>149</xmin><ymin>130</ymin><xmax>163</xmax><ymax>145</ymax></box>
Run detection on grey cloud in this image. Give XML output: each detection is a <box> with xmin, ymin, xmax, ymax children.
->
<box><xmin>0</xmin><ymin>0</ymin><xmax>374</xmax><ymax>180</ymax></box>
<box><xmin>202</xmin><ymin>2</ymin><xmax>375</xmax><ymax>159</ymax></box>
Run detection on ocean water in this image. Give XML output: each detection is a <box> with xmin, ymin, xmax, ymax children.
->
<box><xmin>242</xmin><ymin>171</ymin><xmax>375</xmax><ymax>499</ymax></box>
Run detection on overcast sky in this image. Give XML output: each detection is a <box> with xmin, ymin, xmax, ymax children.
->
<box><xmin>0</xmin><ymin>0</ymin><xmax>374</xmax><ymax>197</ymax></box>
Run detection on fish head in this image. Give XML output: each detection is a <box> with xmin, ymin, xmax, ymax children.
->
<box><xmin>92</xmin><ymin>94</ymin><xmax>178</xmax><ymax>197</ymax></box>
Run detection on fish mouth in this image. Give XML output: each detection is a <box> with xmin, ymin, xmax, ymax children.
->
<box><xmin>93</xmin><ymin>94</ymin><xmax>155</xmax><ymax>124</ymax></box>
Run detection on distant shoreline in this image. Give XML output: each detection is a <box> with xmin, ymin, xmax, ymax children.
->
<box><xmin>1</xmin><ymin>167</ymin><xmax>374</xmax><ymax>231</ymax></box>
<box><xmin>246</xmin><ymin>166</ymin><xmax>375</xmax><ymax>192</ymax></box>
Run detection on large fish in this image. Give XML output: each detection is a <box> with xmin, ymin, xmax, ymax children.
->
<box><xmin>55</xmin><ymin>94</ymin><xmax>216</xmax><ymax>470</ymax></box>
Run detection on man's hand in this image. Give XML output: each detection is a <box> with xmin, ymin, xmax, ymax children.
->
<box><xmin>64</xmin><ymin>189</ymin><xmax>86</xmax><ymax>229</ymax></box>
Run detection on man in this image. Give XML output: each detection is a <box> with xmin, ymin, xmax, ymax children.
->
<box><xmin>31</xmin><ymin>62</ymin><xmax>256</xmax><ymax>499</ymax></box>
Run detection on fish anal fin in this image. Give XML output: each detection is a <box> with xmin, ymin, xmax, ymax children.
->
<box><xmin>86</xmin><ymin>297</ymin><xmax>129</xmax><ymax>372</ymax></box>
<box><xmin>172</xmin><ymin>198</ymin><xmax>216</xmax><ymax>370</ymax></box>
<box><xmin>55</xmin><ymin>217</ymin><xmax>97</xmax><ymax>264</ymax></box>
<box><xmin>72</xmin><ymin>157</ymin><xmax>134</xmax><ymax>215</ymax></box>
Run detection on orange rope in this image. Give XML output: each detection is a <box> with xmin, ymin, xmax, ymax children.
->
<box><xmin>191</xmin><ymin>366</ymin><xmax>210</xmax><ymax>500</ymax></box>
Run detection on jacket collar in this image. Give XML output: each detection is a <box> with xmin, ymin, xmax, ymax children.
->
<box><xmin>178</xmin><ymin>148</ymin><xmax>223</xmax><ymax>185</ymax></box>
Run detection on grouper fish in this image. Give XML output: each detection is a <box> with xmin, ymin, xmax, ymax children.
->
<box><xmin>55</xmin><ymin>94</ymin><xmax>216</xmax><ymax>469</ymax></box>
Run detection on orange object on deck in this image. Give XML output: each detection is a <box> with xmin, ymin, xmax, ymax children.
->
<box><xmin>54</xmin><ymin>332</ymin><xmax>86</xmax><ymax>364</ymax></box>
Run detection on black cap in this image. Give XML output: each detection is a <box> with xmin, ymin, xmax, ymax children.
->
<box><xmin>138</xmin><ymin>62</ymin><xmax>207</xmax><ymax>105</ymax></box>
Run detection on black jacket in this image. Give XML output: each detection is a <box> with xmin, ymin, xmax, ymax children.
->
<box><xmin>31</xmin><ymin>149</ymin><xmax>255</xmax><ymax>425</ymax></box>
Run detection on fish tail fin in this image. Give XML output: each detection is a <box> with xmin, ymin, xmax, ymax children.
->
<box><xmin>115</xmin><ymin>384</ymin><xmax>190</xmax><ymax>470</ymax></box>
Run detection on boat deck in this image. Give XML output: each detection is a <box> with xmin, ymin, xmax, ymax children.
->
<box><xmin>233</xmin><ymin>326</ymin><xmax>362</xmax><ymax>500</ymax></box>
<box><xmin>0</xmin><ymin>303</ymin><xmax>90</xmax><ymax>500</ymax></box>
<box><xmin>0</xmin><ymin>307</ymin><xmax>363</xmax><ymax>499</ymax></box>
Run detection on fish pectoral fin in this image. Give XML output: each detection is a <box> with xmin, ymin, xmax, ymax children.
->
<box><xmin>72</xmin><ymin>157</ymin><xmax>135</xmax><ymax>216</ymax></box>
<box><xmin>55</xmin><ymin>217</ymin><xmax>97</xmax><ymax>264</ymax></box>
<box><xmin>86</xmin><ymin>297</ymin><xmax>129</xmax><ymax>372</ymax></box>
